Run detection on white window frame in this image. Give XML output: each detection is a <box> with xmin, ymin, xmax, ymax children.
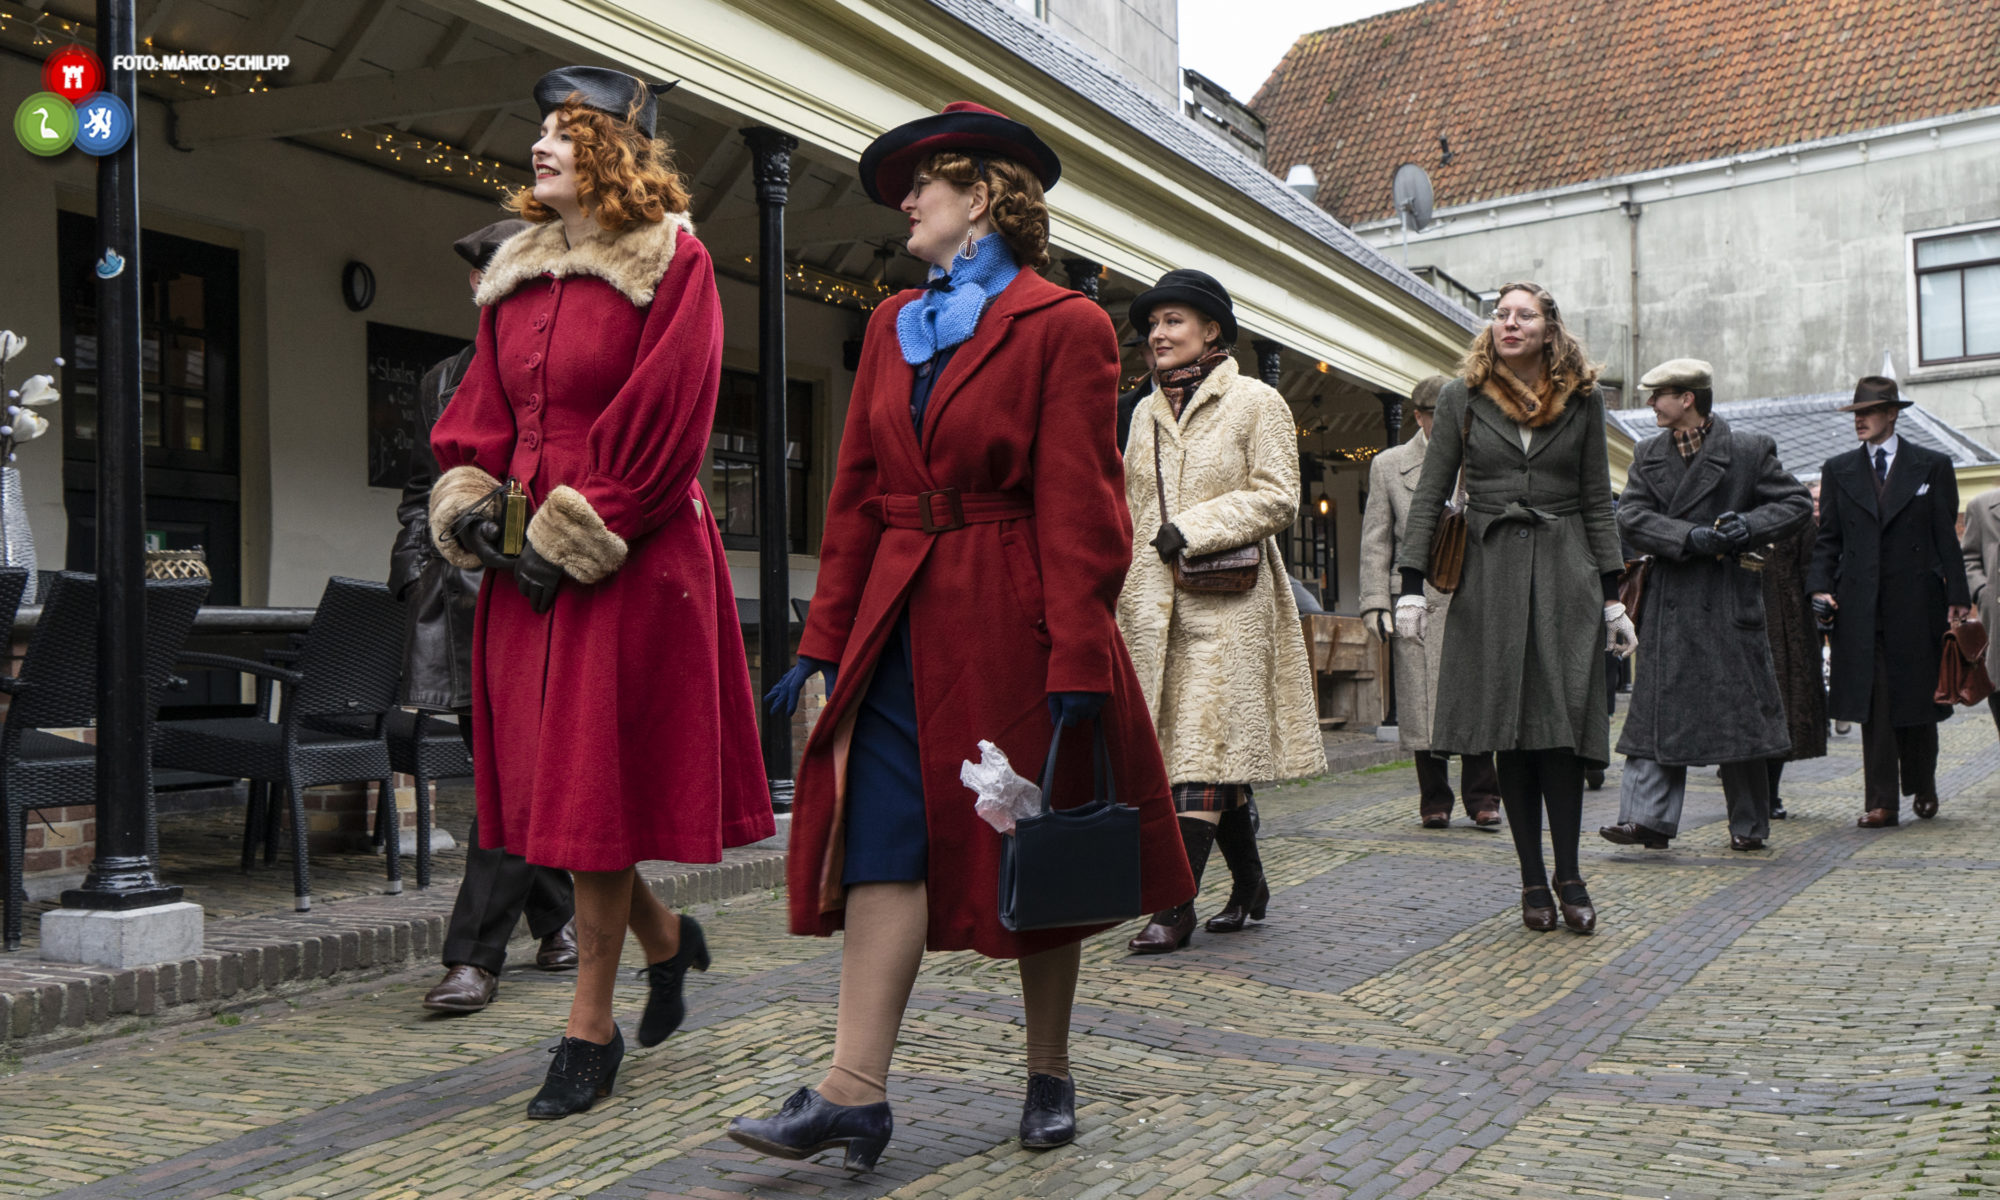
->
<box><xmin>1906</xmin><ymin>219</ymin><xmax>2000</xmax><ymax>369</ymax></box>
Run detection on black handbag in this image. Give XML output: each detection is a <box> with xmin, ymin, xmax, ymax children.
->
<box><xmin>997</xmin><ymin>723</ymin><xmax>1144</xmax><ymax>932</ymax></box>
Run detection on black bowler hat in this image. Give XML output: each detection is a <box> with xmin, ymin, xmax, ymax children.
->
<box><xmin>453</xmin><ymin>219</ymin><xmax>530</xmax><ymax>271</ymax></box>
<box><xmin>1130</xmin><ymin>269</ymin><xmax>1238</xmax><ymax>346</ymax></box>
<box><xmin>858</xmin><ymin>101</ymin><xmax>1061</xmax><ymax>207</ymax></box>
<box><xmin>1836</xmin><ymin>375</ymin><xmax>1911</xmax><ymax>412</ymax></box>
<box><xmin>533</xmin><ymin>66</ymin><xmax>677</xmax><ymax>138</ymax></box>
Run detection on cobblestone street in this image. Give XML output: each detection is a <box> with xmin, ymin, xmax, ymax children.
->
<box><xmin>4</xmin><ymin>712</ymin><xmax>1999</xmax><ymax>1199</ymax></box>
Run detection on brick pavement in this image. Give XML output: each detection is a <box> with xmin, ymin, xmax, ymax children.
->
<box><xmin>3</xmin><ymin>711</ymin><xmax>1998</xmax><ymax>1198</ymax></box>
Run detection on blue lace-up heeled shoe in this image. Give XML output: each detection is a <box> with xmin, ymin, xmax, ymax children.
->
<box><xmin>727</xmin><ymin>1087</ymin><xmax>893</xmax><ymax>1171</ymax></box>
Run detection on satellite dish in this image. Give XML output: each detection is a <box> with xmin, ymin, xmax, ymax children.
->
<box><xmin>1392</xmin><ymin>163</ymin><xmax>1434</xmax><ymax>230</ymax></box>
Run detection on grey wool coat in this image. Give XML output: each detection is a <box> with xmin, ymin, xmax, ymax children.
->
<box><xmin>1614</xmin><ymin>417</ymin><xmax>1813</xmax><ymax>765</ymax></box>
<box><xmin>1358</xmin><ymin>427</ymin><xmax>1450</xmax><ymax>751</ymax></box>
<box><xmin>1394</xmin><ymin>379</ymin><xmax>1624</xmax><ymax>765</ymax></box>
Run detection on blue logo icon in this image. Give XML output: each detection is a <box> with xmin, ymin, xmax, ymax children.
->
<box><xmin>94</xmin><ymin>250</ymin><xmax>125</xmax><ymax>279</ymax></box>
<box><xmin>72</xmin><ymin>91</ymin><xmax>131</xmax><ymax>156</ymax></box>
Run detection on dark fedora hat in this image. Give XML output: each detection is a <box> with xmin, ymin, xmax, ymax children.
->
<box><xmin>1129</xmin><ymin>269</ymin><xmax>1238</xmax><ymax>346</ymax></box>
<box><xmin>533</xmin><ymin>66</ymin><xmax>677</xmax><ymax>138</ymax></box>
<box><xmin>858</xmin><ymin>101</ymin><xmax>1061</xmax><ymax>207</ymax></box>
<box><xmin>1836</xmin><ymin>375</ymin><xmax>1911</xmax><ymax>412</ymax></box>
<box><xmin>453</xmin><ymin>218</ymin><xmax>530</xmax><ymax>271</ymax></box>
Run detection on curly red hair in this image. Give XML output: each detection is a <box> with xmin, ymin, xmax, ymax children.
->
<box><xmin>506</xmin><ymin>95</ymin><xmax>691</xmax><ymax>230</ymax></box>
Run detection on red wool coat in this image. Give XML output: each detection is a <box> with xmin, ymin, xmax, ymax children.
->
<box><xmin>429</xmin><ymin>215</ymin><xmax>775</xmax><ymax>871</ymax></box>
<box><xmin>790</xmin><ymin>268</ymin><xmax>1195</xmax><ymax>958</ymax></box>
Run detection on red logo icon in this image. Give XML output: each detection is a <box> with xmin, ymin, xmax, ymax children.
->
<box><xmin>44</xmin><ymin>46</ymin><xmax>103</xmax><ymax>103</ymax></box>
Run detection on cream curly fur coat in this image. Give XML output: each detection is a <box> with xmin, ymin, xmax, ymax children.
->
<box><xmin>1117</xmin><ymin>357</ymin><xmax>1328</xmax><ymax>786</ymax></box>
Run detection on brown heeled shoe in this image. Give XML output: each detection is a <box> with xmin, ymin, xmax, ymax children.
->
<box><xmin>1128</xmin><ymin>902</ymin><xmax>1195</xmax><ymax>953</ymax></box>
<box><xmin>1520</xmin><ymin>886</ymin><xmax>1558</xmax><ymax>932</ymax></box>
<box><xmin>1554</xmin><ymin>880</ymin><xmax>1596</xmax><ymax>934</ymax></box>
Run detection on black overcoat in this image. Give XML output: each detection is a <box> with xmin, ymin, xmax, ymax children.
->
<box><xmin>387</xmin><ymin>344</ymin><xmax>483</xmax><ymax>712</ymax></box>
<box><xmin>1806</xmin><ymin>439</ymin><xmax>1970</xmax><ymax>726</ymax></box>
<box><xmin>1615</xmin><ymin>417</ymin><xmax>1812</xmax><ymax>764</ymax></box>
<box><xmin>1762</xmin><ymin>525</ymin><xmax>1827</xmax><ymax>762</ymax></box>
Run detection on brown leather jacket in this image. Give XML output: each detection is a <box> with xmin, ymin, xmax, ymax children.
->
<box><xmin>387</xmin><ymin>343</ymin><xmax>482</xmax><ymax>712</ymax></box>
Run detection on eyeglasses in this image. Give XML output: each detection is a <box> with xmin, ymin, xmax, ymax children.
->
<box><xmin>1490</xmin><ymin>308</ymin><xmax>1544</xmax><ymax>325</ymax></box>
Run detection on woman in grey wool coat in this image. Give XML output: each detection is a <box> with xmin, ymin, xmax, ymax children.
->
<box><xmin>1393</xmin><ymin>282</ymin><xmax>1636</xmax><ymax>934</ymax></box>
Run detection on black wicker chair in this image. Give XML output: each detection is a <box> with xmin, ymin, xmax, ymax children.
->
<box><xmin>371</xmin><ymin>710</ymin><xmax>467</xmax><ymax>891</ymax></box>
<box><xmin>2</xmin><ymin>571</ymin><xmax>210</xmax><ymax>950</ymax></box>
<box><xmin>154</xmin><ymin>577</ymin><xmax>404</xmax><ymax>912</ymax></box>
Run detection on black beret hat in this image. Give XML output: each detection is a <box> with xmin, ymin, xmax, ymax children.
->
<box><xmin>453</xmin><ymin>219</ymin><xmax>531</xmax><ymax>270</ymax></box>
<box><xmin>533</xmin><ymin>66</ymin><xmax>676</xmax><ymax>138</ymax></box>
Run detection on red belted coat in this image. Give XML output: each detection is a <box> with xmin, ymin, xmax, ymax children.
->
<box><xmin>428</xmin><ymin>214</ymin><xmax>775</xmax><ymax>871</ymax></box>
<box><xmin>789</xmin><ymin>268</ymin><xmax>1194</xmax><ymax>959</ymax></box>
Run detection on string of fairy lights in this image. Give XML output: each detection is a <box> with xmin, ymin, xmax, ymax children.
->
<box><xmin>337</xmin><ymin>129</ymin><xmax>520</xmax><ymax>192</ymax></box>
<box><xmin>736</xmin><ymin>256</ymin><xmax>894</xmax><ymax>313</ymax></box>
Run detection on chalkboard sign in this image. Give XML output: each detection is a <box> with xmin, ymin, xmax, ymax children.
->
<box><xmin>366</xmin><ymin>321</ymin><xmax>471</xmax><ymax>489</ymax></box>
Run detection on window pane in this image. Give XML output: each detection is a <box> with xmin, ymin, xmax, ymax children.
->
<box><xmin>1916</xmin><ymin>229</ymin><xmax>2000</xmax><ymax>269</ymax></box>
<box><xmin>1966</xmin><ymin>264</ymin><xmax>2000</xmax><ymax>358</ymax></box>
<box><xmin>707</xmin><ymin>457</ymin><xmax>757</xmax><ymax>540</ymax></box>
<box><xmin>142</xmin><ymin>389</ymin><xmax>163</xmax><ymax>447</ymax></box>
<box><xmin>164</xmin><ymin>273</ymin><xmax>204</xmax><ymax>327</ymax></box>
<box><xmin>1920</xmin><ymin>270</ymin><xmax>1964</xmax><ymax>361</ymax></box>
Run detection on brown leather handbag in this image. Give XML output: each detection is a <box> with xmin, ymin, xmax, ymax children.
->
<box><xmin>1935</xmin><ymin>617</ymin><xmax>1994</xmax><ymax>707</ymax></box>
<box><xmin>1425</xmin><ymin>400</ymin><xmax>1476</xmax><ymax>593</ymax></box>
<box><xmin>1618</xmin><ymin>557</ymin><xmax>1652</xmax><ymax>628</ymax></box>
<box><xmin>1153</xmin><ymin>422</ymin><xmax>1260</xmax><ymax>594</ymax></box>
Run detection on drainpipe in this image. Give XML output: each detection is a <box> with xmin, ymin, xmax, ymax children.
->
<box><xmin>1622</xmin><ymin>188</ymin><xmax>1642</xmax><ymax>407</ymax></box>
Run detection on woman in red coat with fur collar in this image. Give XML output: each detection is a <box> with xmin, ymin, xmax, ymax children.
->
<box><xmin>729</xmin><ymin>103</ymin><xmax>1193</xmax><ymax>1171</ymax></box>
<box><xmin>428</xmin><ymin>68</ymin><xmax>773</xmax><ymax>1120</ymax></box>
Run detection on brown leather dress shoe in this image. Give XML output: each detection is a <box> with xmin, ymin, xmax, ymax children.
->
<box><xmin>1856</xmin><ymin>808</ymin><xmax>1899</xmax><ymax>828</ymax></box>
<box><xmin>1128</xmin><ymin>903</ymin><xmax>1195</xmax><ymax>954</ymax></box>
<box><xmin>1598</xmin><ymin>822</ymin><xmax>1670</xmax><ymax>850</ymax></box>
<box><xmin>537</xmin><ymin>920</ymin><xmax>579</xmax><ymax>970</ymax></box>
<box><xmin>1520</xmin><ymin>886</ymin><xmax>1559</xmax><ymax>932</ymax></box>
<box><xmin>1472</xmin><ymin>809</ymin><xmax>1503</xmax><ymax>829</ymax></box>
<box><xmin>1421</xmin><ymin>814</ymin><xmax>1450</xmax><ymax>829</ymax></box>
<box><xmin>1913</xmin><ymin>792</ymin><xmax>1939</xmax><ymax>820</ymax></box>
<box><xmin>422</xmin><ymin>964</ymin><xmax>497</xmax><ymax>1013</ymax></box>
<box><xmin>1554</xmin><ymin>880</ymin><xmax>1596</xmax><ymax>934</ymax></box>
<box><xmin>1730</xmin><ymin>835</ymin><xmax>1765</xmax><ymax>851</ymax></box>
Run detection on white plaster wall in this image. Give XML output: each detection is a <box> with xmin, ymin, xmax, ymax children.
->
<box><xmin>1044</xmin><ymin>0</ymin><xmax>1179</xmax><ymax>106</ymax></box>
<box><xmin>1372</xmin><ymin>141</ymin><xmax>2000</xmax><ymax>447</ymax></box>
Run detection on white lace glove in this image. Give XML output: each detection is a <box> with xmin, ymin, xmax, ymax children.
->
<box><xmin>1394</xmin><ymin>594</ymin><xmax>1428</xmax><ymax>643</ymax></box>
<box><xmin>1363</xmin><ymin>608</ymin><xmax>1395</xmax><ymax>641</ymax></box>
<box><xmin>1605</xmin><ymin>601</ymin><xmax>1638</xmax><ymax>658</ymax></box>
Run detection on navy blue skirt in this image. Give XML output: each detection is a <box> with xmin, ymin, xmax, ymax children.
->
<box><xmin>842</xmin><ymin>614</ymin><xmax>929</xmax><ymax>884</ymax></box>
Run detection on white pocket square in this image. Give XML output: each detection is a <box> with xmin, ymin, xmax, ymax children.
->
<box><xmin>1918</xmin><ymin>483</ymin><xmax>1931</xmax><ymax>495</ymax></box>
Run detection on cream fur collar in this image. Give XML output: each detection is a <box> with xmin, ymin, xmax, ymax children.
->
<box><xmin>474</xmin><ymin>211</ymin><xmax>693</xmax><ymax>308</ymax></box>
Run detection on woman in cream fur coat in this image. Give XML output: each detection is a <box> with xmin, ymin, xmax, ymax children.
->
<box><xmin>1117</xmin><ymin>269</ymin><xmax>1327</xmax><ymax>955</ymax></box>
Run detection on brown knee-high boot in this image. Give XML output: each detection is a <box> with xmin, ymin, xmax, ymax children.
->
<box><xmin>1127</xmin><ymin>816</ymin><xmax>1213</xmax><ymax>954</ymax></box>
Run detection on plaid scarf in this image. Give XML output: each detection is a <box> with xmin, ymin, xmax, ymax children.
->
<box><xmin>1672</xmin><ymin>417</ymin><xmax>1713</xmax><ymax>464</ymax></box>
<box><xmin>1158</xmin><ymin>349</ymin><xmax>1232</xmax><ymax>420</ymax></box>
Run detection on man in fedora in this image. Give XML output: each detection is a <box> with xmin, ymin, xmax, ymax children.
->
<box><xmin>389</xmin><ymin>219</ymin><xmax>577</xmax><ymax>1012</ymax></box>
<box><xmin>1360</xmin><ymin>375</ymin><xmax>1502</xmax><ymax>828</ymax></box>
<box><xmin>1601</xmin><ymin>359</ymin><xmax>1810</xmax><ymax>852</ymax></box>
<box><xmin>1807</xmin><ymin>376</ymin><xmax>1970</xmax><ymax>827</ymax></box>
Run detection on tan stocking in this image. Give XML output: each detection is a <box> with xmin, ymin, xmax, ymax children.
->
<box><xmin>817</xmin><ymin>881</ymin><xmax>928</xmax><ymax>1106</ymax></box>
<box><xmin>1018</xmin><ymin>940</ymin><xmax>1081</xmax><ymax>1080</ymax></box>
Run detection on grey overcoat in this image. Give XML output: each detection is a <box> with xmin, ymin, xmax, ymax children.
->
<box><xmin>1614</xmin><ymin>417</ymin><xmax>1813</xmax><ymax>765</ymax></box>
<box><xmin>1394</xmin><ymin>379</ymin><xmax>1624</xmax><ymax>765</ymax></box>
<box><xmin>1359</xmin><ymin>427</ymin><xmax>1450</xmax><ymax>751</ymax></box>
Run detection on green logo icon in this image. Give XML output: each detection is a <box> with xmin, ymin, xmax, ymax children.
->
<box><xmin>15</xmin><ymin>92</ymin><xmax>77</xmax><ymax>156</ymax></box>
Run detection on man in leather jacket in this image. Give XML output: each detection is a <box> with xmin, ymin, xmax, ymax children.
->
<box><xmin>390</xmin><ymin>220</ymin><xmax>576</xmax><ymax>1013</ymax></box>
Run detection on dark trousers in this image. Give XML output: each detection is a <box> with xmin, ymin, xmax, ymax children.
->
<box><xmin>1415</xmin><ymin>751</ymin><xmax>1501</xmax><ymax>818</ymax></box>
<box><xmin>1860</xmin><ymin>637</ymin><xmax>1939</xmax><ymax>817</ymax></box>
<box><xmin>440</xmin><ymin>720</ymin><xmax>575</xmax><ymax>973</ymax></box>
<box><xmin>1988</xmin><ymin>692</ymin><xmax>2000</xmax><ymax>739</ymax></box>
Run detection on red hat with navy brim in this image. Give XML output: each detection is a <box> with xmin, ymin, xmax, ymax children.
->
<box><xmin>858</xmin><ymin>101</ymin><xmax>1061</xmax><ymax>207</ymax></box>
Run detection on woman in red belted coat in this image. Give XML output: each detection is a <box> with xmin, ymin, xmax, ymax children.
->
<box><xmin>728</xmin><ymin>104</ymin><xmax>1193</xmax><ymax>1171</ymax></box>
<box><xmin>429</xmin><ymin>67</ymin><xmax>773</xmax><ymax>1121</ymax></box>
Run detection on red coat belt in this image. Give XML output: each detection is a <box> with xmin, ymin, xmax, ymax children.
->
<box><xmin>862</xmin><ymin>487</ymin><xmax>1033</xmax><ymax>532</ymax></box>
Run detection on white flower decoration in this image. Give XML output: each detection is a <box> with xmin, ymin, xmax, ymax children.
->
<box><xmin>16</xmin><ymin>375</ymin><xmax>58</xmax><ymax>407</ymax></box>
<box><xmin>0</xmin><ymin>332</ymin><xmax>22</xmax><ymax>363</ymax></box>
<box><xmin>12</xmin><ymin>411</ymin><xmax>48</xmax><ymax>441</ymax></box>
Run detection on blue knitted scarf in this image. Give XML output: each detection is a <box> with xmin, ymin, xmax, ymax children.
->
<box><xmin>896</xmin><ymin>233</ymin><xmax>1021</xmax><ymax>365</ymax></box>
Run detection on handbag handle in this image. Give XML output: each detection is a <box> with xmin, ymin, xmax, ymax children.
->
<box><xmin>1152</xmin><ymin>419</ymin><xmax>1174</xmax><ymax>531</ymax></box>
<box><xmin>1036</xmin><ymin>722</ymin><xmax>1116</xmax><ymax>815</ymax></box>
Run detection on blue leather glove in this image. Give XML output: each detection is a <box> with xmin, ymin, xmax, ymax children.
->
<box><xmin>1047</xmin><ymin>691</ymin><xmax>1107</xmax><ymax>727</ymax></box>
<box><xmin>765</xmin><ymin>656</ymin><xmax>836</xmax><ymax>715</ymax></box>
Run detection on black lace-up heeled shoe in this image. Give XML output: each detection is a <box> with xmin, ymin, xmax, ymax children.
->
<box><xmin>727</xmin><ymin>1087</ymin><xmax>894</xmax><ymax>1171</ymax></box>
<box><xmin>526</xmin><ymin>1026</ymin><xmax>624</xmax><ymax>1119</ymax></box>
<box><xmin>637</xmin><ymin>914</ymin><xmax>710</xmax><ymax>1048</ymax></box>
<box><xmin>1019</xmin><ymin>1073</ymin><xmax>1076</xmax><ymax>1148</ymax></box>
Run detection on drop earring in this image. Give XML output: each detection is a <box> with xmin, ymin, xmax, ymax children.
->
<box><xmin>961</xmin><ymin>230</ymin><xmax>980</xmax><ymax>261</ymax></box>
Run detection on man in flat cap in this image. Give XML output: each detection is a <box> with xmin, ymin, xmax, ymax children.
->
<box><xmin>388</xmin><ymin>219</ymin><xmax>578</xmax><ymax>1013</ymax></box>
<box><xmin>1360</xmin><ymin>376</ymin><xmax>1502</xmax><ymax>829</ymax></box>
<box><xmin>1602</xmin><ymin>359</ymin><xmax>1810</xmax><ymax>852</ymax></box>
<box><xmin>1809</xmin><ymin>376</ymin><xmax>1970</xmax><ymax>827</ymax></box>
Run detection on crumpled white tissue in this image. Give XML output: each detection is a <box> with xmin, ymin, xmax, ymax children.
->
<box><xmin>959</xmin><ymin>739</ymin><xmax>1042</xmax><ymax>834</ymax></box>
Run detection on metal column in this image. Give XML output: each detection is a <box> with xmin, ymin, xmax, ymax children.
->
<box><xmin>1061</xmin><ymin>257</ymin><xmax>1101</xmax><ymax>302</ymax></box>
<box><xmin>63</xmin><ymin>0</ymin><xmax>180</xmax><ymax>913</ymax></box>
<box><xmin>743</xmin><ymin>126</ymin><xmax>798</xmax><ymax>810</ymax></box>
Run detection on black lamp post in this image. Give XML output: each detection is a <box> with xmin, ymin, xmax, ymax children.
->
<box><xmin>63</xmin><ymin>0</ymin><xmax>180</xmax><ymax>913</ymax></box>
<box><xmin>743</xmin><ymin>126</ymin><xmax>798</xmax><ymax>811</ymax></box>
